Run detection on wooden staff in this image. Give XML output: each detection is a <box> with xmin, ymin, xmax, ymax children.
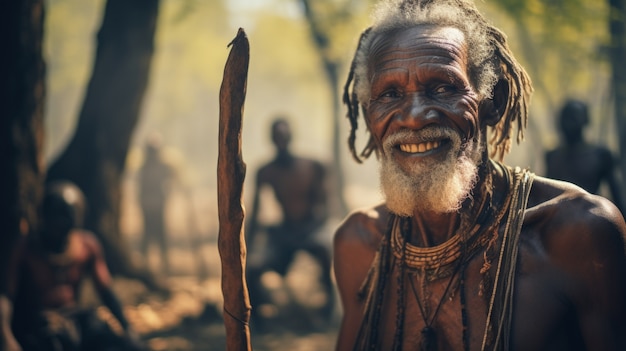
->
<box><xmin>217</xmin><ymin>28</ymin><xmax>252</xmax><ymax>351</ymax></box>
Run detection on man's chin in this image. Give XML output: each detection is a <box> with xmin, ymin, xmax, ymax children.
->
<box><xmin>383</xmin><ymin>190</ymin><xmax>467</xmax><ymax>217</ymax></box>
<box><xmin>380</xmin><ymin>153</ymin><xmax>479</xmax><ymax>216</ymax></box>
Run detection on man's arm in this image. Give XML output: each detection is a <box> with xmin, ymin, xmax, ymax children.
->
<box><xmin>245</xmin><ymin>169</ymin><xmax>265</xmax><ymax>245</ymax></box>
<box><xmin>333</xmin><ymin>210</ymin><xmax>382</xmax><ymax>351</ymax></box>
<box><xmin>0</xmin><ymin>296</ymin><xmax>20</xmax><ymax>351</ymax></box>
<box><xmin>0</xmin><ymin>237</ymin><xmax>26</xmax><ymax>351</ymax></box>
<box><xmin>606</xmin><ymin>172</ymin><xmax>623</xmax><ymax>215</ymax></box>
<box><xmin>311</xmin><ymin>162</ymin><xmax>329</xmax><ymax>224</ymax></box>
<box><xmin>83</xmin><ymin>232</ymin><xmax>131</xmax><ymax>332</ymax></box>
<box><xmin>603</xmin><ymin>151</ymin><xmax>623</xmax><ymax>214</ymax></box>
<box><xmin>560</xmin><ymin>197</ymin><xmax>626</xmax><ymax>350</ymax></box>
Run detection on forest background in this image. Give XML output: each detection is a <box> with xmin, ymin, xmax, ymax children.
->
<box><xmin>45</xmin><ymin>0</ymin><xmax>619</xmax><ymax>239</ymax></box>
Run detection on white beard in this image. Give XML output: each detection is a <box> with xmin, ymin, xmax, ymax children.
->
<box><xmin>379</xmin><ymin>127</ymin><xmax>483</xmax><ymax>216</ymax></box>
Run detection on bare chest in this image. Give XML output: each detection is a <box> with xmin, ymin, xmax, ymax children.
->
<box><xmin>265</xmin><ymin>162</ymin><xmax>317</xmax><ymax>194</ymax></box>
<box><xmin>375</xmin><ymin>244</ymin><xmax>580</xmax><ymax>351</ymax></box>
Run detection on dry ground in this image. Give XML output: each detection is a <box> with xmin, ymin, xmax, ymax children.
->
<box><xmin>103</xmin><ymin>247</ymin><xmax>340</xmax><ymax>351</ymax></box>
<box><xmin>110</xmin><ymin>182</ymin><xmax>341</xmax><ymax>350</ymax></box>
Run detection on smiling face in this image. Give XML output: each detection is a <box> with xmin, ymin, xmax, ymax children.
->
<box><xmin>365</xmin><ymin>25</ymin><xmax>485</xmax><ymax>215</ymax></box>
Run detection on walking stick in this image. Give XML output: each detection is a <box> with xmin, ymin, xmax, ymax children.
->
<box><xmin>217</xmin><ymin>28</ymin><xmax>252</xmax><ymax>351</ymax></box>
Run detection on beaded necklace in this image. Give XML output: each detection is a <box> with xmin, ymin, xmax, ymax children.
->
<box><xmin>390</xmin><ymin>162</ymin><xmax>512</xmax><ymax>282</ymax></box>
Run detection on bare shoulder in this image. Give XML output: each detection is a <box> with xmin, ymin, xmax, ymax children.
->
<box><xmin>525</xmin><ymin>175</ymin><xmax>626</xmax><ymax>261</ymax></box>
<box><xmin>334</xmin><ymin>203</ymin><xmax>389</xmax><ymax>252</ymax></box>
<box><xmin>301</xmin><ymin>156</ymin><xmax>325</xmax><ymax>167</ymax></box>
<box><xmin>296</xmin><ymin>157</ymin><xmax>327</xmax><ymax>173</ymax></box>
<box><xmin>74</xmin><ymin>230</ymin><xmax>104</xmax><ymax>255</ymax></box>
<box><xmin>334</xmin><ymin>204</ymin><xmax>390</xmax><ymax>307</ymax></box>
<box><xmin>256</xmin><ymin>162</ymin><xmax>273</xmax><ymax>180</ymax></box>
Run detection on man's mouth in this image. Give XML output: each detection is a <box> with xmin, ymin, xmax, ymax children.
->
<box><xmin>398</xmin><ymin>140</ymin><xmax>443</xmax><ymax>154</ymax></box>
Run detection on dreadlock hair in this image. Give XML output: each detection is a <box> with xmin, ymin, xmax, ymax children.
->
<box><xmin>343</xmin><ymin>0</ymin><xmax>533</xmax><ymax>163</ymax></box>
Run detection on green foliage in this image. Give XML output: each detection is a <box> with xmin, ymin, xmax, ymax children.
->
<box><xmin>299</xmin><ymin>0</ymin><xmax>371</xmax><ymax>63</ymax></box>
<box><xmin>489</xmin><ymin>0</ymin><xmax>610</xmax><ymax>100</ymax></box>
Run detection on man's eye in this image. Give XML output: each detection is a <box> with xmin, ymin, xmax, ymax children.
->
<box><xmin>433</xmin><ymin>85</ymin><xmax>456</xmax><ymax>94</ymax></box>
<box><xmin>376</xmin><ymin>90</ymin><xmax>401</xmax><ymax>100</ymax></box>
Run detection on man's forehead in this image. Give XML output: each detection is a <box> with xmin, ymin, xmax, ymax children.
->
<box><xmin>367</xmin><ymin>25</ymin><xmax>469</xmax><ymax>77</ymax></box>
<box><xmin>433</xmin><ymin>26</ymin><xmax>465</xmax><ymax>47</ymax></box>
<box><xmin>370</xmin><ymin>24</ymin><xmax>467</xmax><ymax>55</ymax></box>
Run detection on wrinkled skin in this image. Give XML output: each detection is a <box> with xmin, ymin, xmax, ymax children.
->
<box><xmin>334</xmin><ymin>25</ymin><xmax>626</xmax><ymax>351</ymax></box>
<box><xmin>365</xmin><ymin>26</ymin><xmax>481</xmax><ymax>165</ymax></box>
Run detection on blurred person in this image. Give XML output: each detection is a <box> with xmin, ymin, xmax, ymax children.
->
<box><xmin>0</xmin><ymin>181</ymin><xmax>144</xmax><ymax>351</ymax></box>
<box><xmin>246</xmin><ymin>118</ymin><xmax>334</xmax><ymax>327</ymax></box>
<box><xmin>546</xmin><ymin>99</ymin><xmax>623</xmax><ymax>213</ymax></box>
<box><xmin>334</xmin><ymin>0</ymin><xmax>626</xmax><ymax>350</ymax></box>
<box><xmin>138</xmin><ymin>133</ymin><xmax>174</xmax><ymax>277</ymax></box>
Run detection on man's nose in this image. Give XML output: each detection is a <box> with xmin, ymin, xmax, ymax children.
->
<box><xmin>397</xmin><ymin>93</ymin><xmax>439</xmax><ymax>129</ymax></box>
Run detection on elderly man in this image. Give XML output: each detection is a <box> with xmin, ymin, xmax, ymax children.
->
<box><xmin>333</xmin><ymin>0</ymin><xmax>626</xmax><ymax>350</ymax></box>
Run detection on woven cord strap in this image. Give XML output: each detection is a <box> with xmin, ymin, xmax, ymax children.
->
<box><xmin>354</xmin><ymin>214</ymin><xmax>397</xmax><ymax>350</ymax></box>
<box><xmin>481</xmin><ymin>167</ymin><xmax>534</xmax><ymax>351</ymax></box>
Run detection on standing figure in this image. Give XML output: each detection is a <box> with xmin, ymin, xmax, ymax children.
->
<box><xmin>246</xmin><ymin>118</ymin><xmax>334</xmax><ymax>325</ymax></box>
<box><xmin>334</xmin><ymin>0</ymin><xmax>626</xmax><ymax>350</ymax></box>
<box><xmin>546</xmin><ymin>99</ymin><xmax>623</xmax><ymax>212</ymax></box>
<box><xmin>138</xmin><ymin>134</ymin><xmax>173</xmax><ymax>277</ymax></box>
<box><xmin>0</xmin><ymin>181</ymin><xmax>143</xmax><ymax>351</ymax></box>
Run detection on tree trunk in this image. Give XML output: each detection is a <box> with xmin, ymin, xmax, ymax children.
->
<box><xmin>0</xmin><ymin>0</ymin><xmax>46</xmax><ymax>288</ymax></box>
<box><xmin>46</xmin><ymin>0</ymin><xmax>162</xmax><ymax>290</ymax></box>
<box><xmin>609</xmin><ymin>0</ymin><xmax>626</xmax><ymax>209</ymax></box>
<box><xmin>300</xmin><ymin>0</ymin><xmax>349</xmax><ymax>216</ymax></box>
<box><xmin>323</xmin><ymin>60</ymin><xmax>349</xmax><ymax>216</ymax></box>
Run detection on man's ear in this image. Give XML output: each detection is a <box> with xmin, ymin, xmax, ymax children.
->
<box><xmin>480</xmin><ymin>78</ymin><xmax>509</xmax><ymax>127</ymax></box>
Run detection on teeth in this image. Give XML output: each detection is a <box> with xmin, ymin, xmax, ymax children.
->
<box><xmin>400</xmin><ymin>141</ymin><xmax>440</xmax><ymax>153</ymax></box>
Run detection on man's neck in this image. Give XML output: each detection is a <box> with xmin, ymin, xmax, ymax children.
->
<box><xmin>274</xmin><ymin>150</ymin><xmax>294</xmax><ymax>166</ymax></box>
<box><xmin>409</xmin><ymin>210</ymin><xmax>461</xmax><ymax>247</ymax></box>
<box><xmin>564</xmin><ymin>133</ymin><xmax>584</xmax><ymax>147</ymax></box>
